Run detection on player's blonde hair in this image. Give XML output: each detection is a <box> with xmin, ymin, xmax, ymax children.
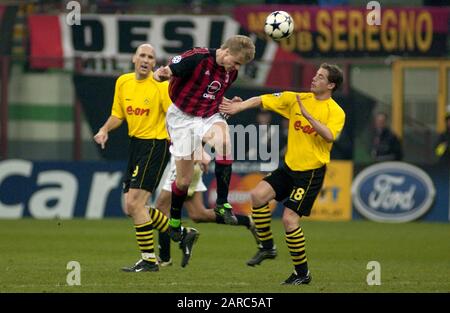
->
<box><xmin>221</xmin><ymin>35</ymin><xmax>255</xmax><ymax>64</ymax></box>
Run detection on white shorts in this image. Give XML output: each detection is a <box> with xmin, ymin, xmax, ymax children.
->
<box><xmin>159</xmin><ymin>155</ymin><xmax>207</xmax><ymax>197</ymax></box>
<box><xmin>166</xmin><ymin>104</ymin><xmax>227</xmax><ymax>158</ymax></box>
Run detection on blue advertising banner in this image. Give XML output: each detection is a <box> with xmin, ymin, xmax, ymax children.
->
<box><xmin>0</xmin><ymin>159</ymin><xmax>125</xmax><ymax>218</ymax></box>
<box><xmin>1</xmin><ymin>159</ymin><xmax>448</xmax><ymax>222</ymax></box>
<box><xmin>352</xmin><ymin>162</ymin><xmax>449</xmax><ymax>222</ymax></box>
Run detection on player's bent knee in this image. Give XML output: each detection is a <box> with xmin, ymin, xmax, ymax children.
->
<box><xmin>282</xmin><ymin>211</ymin><xmax>300</xmax><ymax>231</ymax></box>
<box><xmin>176</xmin><ymin>180</ymin><xmax>191</xmax><ymax>191</ymax></box>
<box><xmin>250</xmin><ymin>189</ymin><xmax>267</xmax><ymax>207</ymax></box>
<box><xmin>125</xmin><ymin>198</ymin><xmax>143</xmax><ymax>215</ymax></box>
<box><xmin>175</xmin><ymin>174</ymin><xmax>192</xmax><ymax>190</ymax></box>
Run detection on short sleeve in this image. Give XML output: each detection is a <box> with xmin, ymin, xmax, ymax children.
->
<box><xmin>327</xmin><ymin>103</ymin><xmax>346</xmax><ymax>140</ymax></box>
<box><xmin>168</xmin><ymin>53</ymin><xmax>204</xmax><ymax>78</ymax></box>
<box><xmin>261</xmin><ymin>92</ymin><xmax>296</xmax><ymax>119</ymax></box>
<box><xmin>111</xmin><ymin>76</ymin><xmax>124</xmax><ymax>119</ymax></box>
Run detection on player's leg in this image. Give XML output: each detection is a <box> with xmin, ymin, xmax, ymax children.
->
<box><xmin>185</xmin><ymin>192</ymin><xmax>215</xmax><ymax>222</ymax></box>
<box><xmin>168</xmin><ymin>157</ymin><xmax>194</xmax><ymax>241</ymax></box>
<box><xmin>247</xmin><ymin>166</ymin><xmax>295</xmax><ymax>266</ymax></box>
<box><xmin>152</xmin><ymin>159</ymin><xmax>200</xmax><ymax>267</ymax></box>
<box><xmin>185</xmin><ymin>165</ymin><xmax>253</xmax><ymax>226</ymax></box>
<box><xmin>203</xmin><ymin>121</ymin><xmax>236</xmax><ymax>224</ymax></box>
<box><xmin>184</xmin><ymin>161</ymin><xmax>257</xmax><ymax>245</ymax></box>
<box><xmin>280</xmin><ymin>208</ymin><xmax>311</xmax><ymax>285</ymax></box>
<box><xmin>121</xmin><ymin>165</ymin><xmax>133</xmax><ymax>217</ymax></box>
<box><xmin>184</xmin><ymin>190</ymin><xmax>251</xmax><ymax>225</ymax></box>
<box><xmin>246</xmin><ymin>180</ymin><xmax>279</xmax><ymax>266</ymax></box>
<box><xmin>122</xmin><ymin>138</ymin><xmax>170</xmax><ymax>272</ymax></box>
<box><xmin>122</xmin><ymin>187</ymin><xmax>159</xmax><ymax>272</ymax></box>
<box><xmin>150</xmin><ymin>189</ymin><xmax>199</xmax><ymax>268</ymax></box>
<box><xmin>153</xmin><ymin>190</ymin><xmax>172</xmax><ymax>266</ymax></box>
<box><xmin>185</xmin><ymin>193</ymin><xmax>246</xmax><ymax>224</ymax></box>
<box><xmin>185</xmin><ymin>192</ymin><xmax>259</xmax><ymax>244</ymax></box>
<box><xmin>280</xmin><ymin>165</ymin><xmax>326</xmax><ymax>285</ymax></box>
<box><xmin>122</xmin><ymin>192</ymin><xmax>131</xmax><ymax>217</ymax></box>
<box><xmin>165</xmin><ymin>104</ymin><xmax>201</xmax><ymax>238</ymax></box>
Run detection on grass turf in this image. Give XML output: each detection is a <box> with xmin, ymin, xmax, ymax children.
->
<box><xmin>0</xmin><ymin>218</ymin><xmax>449</xmax><ymax>293</ymax></box>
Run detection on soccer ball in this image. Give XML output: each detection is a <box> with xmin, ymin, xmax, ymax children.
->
<box><xmin>264</xmin><ymin>11</ymin><xmax>294</xmax><ymax>41</ymax></box>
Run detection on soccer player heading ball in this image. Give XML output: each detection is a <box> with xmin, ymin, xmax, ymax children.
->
<box><xmin>153</xmin><ymin>35</ymin><xmax>256</xmax><ymax>242</ymax></box>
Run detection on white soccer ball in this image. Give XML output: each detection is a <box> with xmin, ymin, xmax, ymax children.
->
<box><xmin>264</xmin><ymin>11</ymin><xmax>294</xmax><ymax>41</ymax></box>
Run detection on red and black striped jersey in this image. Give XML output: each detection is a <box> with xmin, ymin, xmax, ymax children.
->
<box><xmin>168</xmin><ymin>48</ymin><xmax>238</xmax><ymax>118</ymax></box>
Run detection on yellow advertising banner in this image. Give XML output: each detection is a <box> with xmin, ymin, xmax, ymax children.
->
<box><xmin>234</xmin><ymin>6</ymin><xmax>449</xmax><ymax>57</ymax></box>
<box><xmin>309</xmin><ymin>161</ymin><xmax>353</xmax><ymax>221</ymax></box>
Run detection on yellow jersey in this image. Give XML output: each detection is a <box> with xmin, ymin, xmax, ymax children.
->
<box><xmin>111</xmin><ymin>72</ymin><xmax>171</xmax><ymax>140</ymax></box>
<box><xmin>261</xmin><ymin>92</ymin><xmax>345</xmax><ymax>171</ymax></box>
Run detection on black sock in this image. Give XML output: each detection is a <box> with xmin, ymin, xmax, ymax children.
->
<box><xmin>215</xmin><ymin>161</ymin><xmax>232</xmax><ymax>205</ymax></box>
<box><xmin>235</xmin><ymin>214</ymin><xmax>250</xmax><ymax>227</ymax></box>
<box><xmin>215</xmin><ymin>214</ymin><xmax>225</xmax><ymax>224</ymax></box>
<box><xmin>215</xmin><ymin>213</ymin><xmax>249</xmax><ymax>227</ymax></box>
<box><xmin>158</xmin><ymin>231</ymin><xmax>171</xmax><ymax>262</ymax></box>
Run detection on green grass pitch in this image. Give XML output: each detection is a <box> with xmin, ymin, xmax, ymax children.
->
<box><xmin>0</xmin><ymin>218</ymin><xmax>449</xmax><ymax>293</ymax></box>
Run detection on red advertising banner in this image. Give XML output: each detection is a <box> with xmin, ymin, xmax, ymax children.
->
<box><xmin>234</xmin><ymin>5</ymin><xmax>449</xmax><ymax>57</ymax></box>
<box><xmin>28</xmin><ymin>15</ymin><xmax>63</xmax><ymax>68</ymax></box>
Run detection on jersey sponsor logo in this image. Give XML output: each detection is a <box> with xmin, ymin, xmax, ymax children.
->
<box><xmin>205</xmin><ymin>70</ymin><xmax>210</xmax><ymax>76</ymax></box>
<box><xmin>293</xmin><ymin>120</ymin><xmax>316</xmax><ymax>135</ymax></box>
<box><xmin>172</xmin><ymin>55</ymin><xmax>182</xmax><ymax>64</ymax></box>
<box><xmin>272</xmin><ymin>93</ymin><xmax>281</xmax><ymax>97</ymax></box>
<box><xmin>203</xmin><ymin>80</ymin><xmax>221</xmax><ymax>100</ymax></box>
<box><xmin>126</xmin><ymin>105</ymin><xmax>150</xmax><ymax>116</ymax></box>
<box><xmin>352</xmin><ymin>162</ymin><xmax>436</xmax><ymax>222</ymax></box>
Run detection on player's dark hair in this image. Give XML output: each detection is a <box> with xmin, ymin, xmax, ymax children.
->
<box><xmin>320</xmin><ymin>63</ymin><xmax>343</xmax><ymax>92</ymax></box>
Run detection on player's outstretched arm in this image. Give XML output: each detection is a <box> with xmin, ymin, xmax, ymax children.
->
<box><xmin>219</xmin><ymin>96</ymin><xmax>262</xmax><ymax>115</ymax></box>
<box><xmin>93</xmin><ymin>116</ymin><xmax>123</xmax><ymax>149</ymax></box>
<box><xmin>296</xmin><ymin>95</ymin><xmax>334</xmax><ymax>142</ymax></box>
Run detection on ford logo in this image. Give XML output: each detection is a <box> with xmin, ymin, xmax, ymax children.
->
<box><xmin>352</xmin><ymin>162</ymin><xmax>436</xmax><ymax>223</ymax></box>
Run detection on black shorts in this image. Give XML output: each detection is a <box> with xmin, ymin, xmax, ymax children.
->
<box><xmin>123</xmin><ymin>137</ymin><xmax>170</xmax><ymax>193</ymax></box>
<box><xmin>263</xmin><ymin>163</ymin><xmax>326</xmax><ymax>216</ymax></box>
